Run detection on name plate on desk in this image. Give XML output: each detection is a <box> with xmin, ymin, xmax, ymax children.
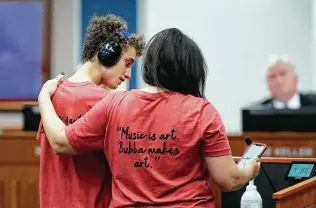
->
<box><xmin>264</xmin><ymin>146</ymin><xmax>313</xmax><ymax>157</ymax></box>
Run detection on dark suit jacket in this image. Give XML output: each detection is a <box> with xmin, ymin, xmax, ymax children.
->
<box><xmin>261</xmin><ymin>93</ymin><xmax>316</xmax><ymax>108</ymax></box>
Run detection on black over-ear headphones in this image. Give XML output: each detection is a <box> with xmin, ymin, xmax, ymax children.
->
<box><xmin>97</xmin><ymin>30</ymin><xmax>130</xmax><ymax>67</ymax></box>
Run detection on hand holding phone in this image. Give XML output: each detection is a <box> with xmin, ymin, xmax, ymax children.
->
<box><xmin>247</xmin><ymin>157</ymin><xmax>261</xmax><ymax>179</ymax></box>
<box><xmin>237</xmin><ymin>143</ymin><xmax>266</xmax><ymax>169</ymax></box>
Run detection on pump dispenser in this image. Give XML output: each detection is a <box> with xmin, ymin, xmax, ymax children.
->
<box><xmin>240</xmin><ymin>180</ymin><xmax>262</xmax><ymax>208</ymax></box>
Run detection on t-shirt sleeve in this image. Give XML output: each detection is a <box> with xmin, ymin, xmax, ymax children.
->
<box><xmin>199</xmin><ymin>101</ymin><xmax>232</xmax><ymax>157</ymax></box>
<box><xmin>65</xmin><ymin>94</ymin><xmax>114</xmax><ymax>153</ymax></box>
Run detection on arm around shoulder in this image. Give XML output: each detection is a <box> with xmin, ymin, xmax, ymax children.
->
<box><xmin>39</xmin><ymin>91</ymin><xmax>111</xmax><ymax>155</ymax></box>
<box><xmin>38</xmin><ymin>92</ymin><xmax>77</xmax><ymax>154</ymax></box>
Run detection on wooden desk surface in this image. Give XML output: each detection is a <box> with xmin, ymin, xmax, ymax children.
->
<box><xmin>1</xmin><ymin>130</ymin><xmax>316</xmax><ymax>157</ymax></box>
<box><xmin>2</xmin><ymin>130</ymin><xmax>315</xmax><ymax>138</ymax></box>
<box><xmin>0</xmin><ymin>101</ymin><xmax>38</xmax><ymax>111</ymax></box>
<box><xmin>233</xmin><ymin>156</ymin><xmax>316</xmax><ymax>163</ymax></box>
<box><xmin>231</xmin><ymin>132</ymin><xmax>316</xmax><ymax>138</ymax></box>
<box><xmin>0</xmin><ymin>129</ymin><xmax>37</xmax><ymax>140</ymax></box>
<box><xmin>228</xmin><ymin>132</ymin><xmax>316</xmax><ymax>158</ymax></box>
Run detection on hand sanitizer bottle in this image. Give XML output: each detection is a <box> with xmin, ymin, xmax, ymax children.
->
<box><xmin>240</xmin><ymin>180</ymin><xmax>262</xmax><ymax>208</ymax></box>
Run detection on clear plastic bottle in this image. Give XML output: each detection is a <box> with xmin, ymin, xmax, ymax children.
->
<box><xmin>240</xmin><ymin>180</ymin><xmax>262</xmax><ymax>208</ymax></box>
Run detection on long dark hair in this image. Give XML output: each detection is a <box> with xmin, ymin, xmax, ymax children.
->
<box><xmin>142</xmin><ymin>28</ymin><xmax>207</xmax><ymax>98</ymax></box>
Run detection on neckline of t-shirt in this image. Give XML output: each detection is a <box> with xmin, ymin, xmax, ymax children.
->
<box><xmin>62</xmin><ymin>78</ymin><xmax>94</xmax><ymax>87</ymax></box>
<box><xmin>131</xmin><ymin>88</ymin><xmax>178</xmax><ymax>98</ymax></box>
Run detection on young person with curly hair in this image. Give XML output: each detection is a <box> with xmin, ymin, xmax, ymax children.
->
<box><xmin>36</xmin><ymin>13</ymin><xmax>145</xmax><ymax>208</ymax></box>
<box><xmin>38</xmin><ymin>28</ymin><xmax>259</xmax><ymax>207</ymax></box>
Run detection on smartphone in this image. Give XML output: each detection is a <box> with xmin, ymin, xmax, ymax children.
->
<box><xmin>237</xmin><ymin>143</ymin><xmax>267</xmax><ymax>168</ymax></box>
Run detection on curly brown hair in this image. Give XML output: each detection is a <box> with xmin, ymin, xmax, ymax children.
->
<box><xmin>82</xmin><ymin>13</ymin><xmax>146</xmax><ymax>62</ymax></box>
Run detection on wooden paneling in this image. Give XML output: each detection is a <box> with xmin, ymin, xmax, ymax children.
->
<box><xmin>0</xmin><ymin>130</ymin><xmax>39</xmax><ymax>208</ymax></box>
<box><xmin>228</xmin><ymin>132</ymin><xmax>316</xmax><ymax>158</ymax></box>
<box><xmin>0</xmin><ymin>181</ymin><xmax>4</xmax><ymax>208</ymax></box>
<box><xmin>0</xmin><ymin>101</ymin><xmax>38</xmax><ymax>111</ymax></box>
<box><xmin>1</xmin><ymin>130</ymin><xmax>316</xmax><ymax>207</ymax></box>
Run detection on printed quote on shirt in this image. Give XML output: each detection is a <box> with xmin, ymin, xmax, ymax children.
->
<box><xmin>117</xmin><ymin>126</ymin><xmax>180</xmax><ymax>168</ymax></box>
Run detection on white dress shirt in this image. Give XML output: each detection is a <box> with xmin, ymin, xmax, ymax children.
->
<box><xmin>272</xmin><ymin>94</ymin><xmax>301</xmax><ymax>110</ymax></box>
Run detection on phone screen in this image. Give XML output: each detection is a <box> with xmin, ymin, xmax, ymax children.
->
<box><xmin>237</xmin><ymin>144</ymin><xmax>265</xmax><ymax>168</ymax></box>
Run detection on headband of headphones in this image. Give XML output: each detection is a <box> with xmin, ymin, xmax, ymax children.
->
<box><xmin>121</xmin><ymin>30</ymin><xmax>130</xmax><ymax>40</ymax></box>
<box><xmin>97</xmin><ymin>30</ymin><xmax>131</xmax><ymax>67</ymax></box>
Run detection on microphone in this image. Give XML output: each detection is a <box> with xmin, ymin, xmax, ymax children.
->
<box><xmin>244</xmin><ymin>136</ymin><xmax>252</xmax><ymax>146</ymax></box>
<box><xmin>244</xmin><ymin>136</ymin><xmax>277</xmax><ymax>193</ymax></box>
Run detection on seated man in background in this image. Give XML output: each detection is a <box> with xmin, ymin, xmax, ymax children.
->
<box><xmin>261</xmin><ymin>55</ymin><xmax>316</xmax><ymax>110</ymax></box>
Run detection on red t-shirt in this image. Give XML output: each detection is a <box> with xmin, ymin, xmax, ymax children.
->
<box><xmin>65</xmin><ymin>89</ymin><xmax>232</xmax><ymax>208</ymax></box>
<box><xmin>37</xmin><ymin>79</ymin><xmax>111</xmax><ymax>208</ymax></box>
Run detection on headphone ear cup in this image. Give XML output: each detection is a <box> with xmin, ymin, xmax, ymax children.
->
<box><xmin>97</xmin><ymin>41</ymin><xmax>122</xmax><ymax>67</ymax></box>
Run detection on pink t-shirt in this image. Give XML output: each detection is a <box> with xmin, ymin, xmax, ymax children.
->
<box><xmin>65</xmin><ymin>89</ymin><xmax>232</xmax><ymax>208</ymax></box>
<box><xmin>37</xmin><ymin>79</ymin><xmax>111</xmax><ymax>208</ymax></box>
